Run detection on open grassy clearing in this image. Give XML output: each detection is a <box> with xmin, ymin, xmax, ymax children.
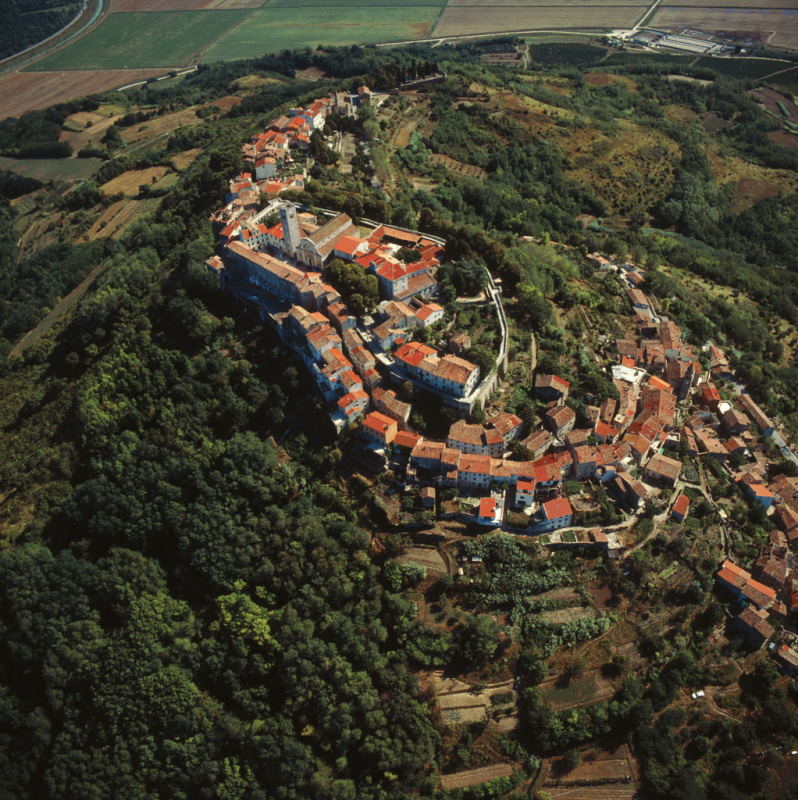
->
<box><xmin>101</xmin><ymin>166</ymin><xmax>172</xmax><ymax>196</ymax></box>
<box><xmin>29</xmin><ymin>10</ymin><xmax>250</xmax><ymax>70</ymax></box>
<box><xmin>433</xmin><ymin>7</ymin><xmax>643</xmax><ymax>37</ymax></box>
<box><xmin>121</xmin><ymin>107</ymin><xmax>201</xmax><ymax>144</ymax></box>
<box><xmin>651</xmin><ymin>7</ymin><xmax>798</xmax><ymax>51</ymax></box>
<box><xmin>707</xmin><ymin>146</ymin><xmax>798</xmax><ymax>211</ymax></box>
<box><xmin>202</xmin><ymin>6</ymin><xmax>440</xmax><ymax>60</ymax></box>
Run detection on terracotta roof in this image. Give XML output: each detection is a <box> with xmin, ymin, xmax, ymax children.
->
<box><xmin>479</xmin><ymin>498</ymin><xmax>497</xmax><ymax>518</ymax></box>
<box><xmin>543</xmin><ymin>497</ymin><xmax>572</xmax><ymax>520</ymax></box>
<box><xmin>672</xmin><ymin>494</ymin><xmax>690</xmax><ymax>517</ymax></box>
<box><xmin>362</xmin><ymin>411</ymin><xmax>396</xmax><ymax>438</ymax></box>
<box><xmin>394</xmin><ymin>430</ymin><xmax>421</xmax><ymax>449</ymax></box>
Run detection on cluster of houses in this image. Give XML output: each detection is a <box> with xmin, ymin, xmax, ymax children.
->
<box><xmin>353</xmin><ymin>261</ymin><xmax>705</xmax><ymax>534</ymax></box>
<box><xmin>209</xmin><ymin>89</ymin><xmax>373</xmax><ymax>233</ymax></box>
<box><xmin>207</xmin><ymin>95</ymin><xmax>487</xmax><ymax>430</ymax></box>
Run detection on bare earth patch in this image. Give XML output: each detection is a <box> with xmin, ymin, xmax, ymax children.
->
<box><xmin>0</xmin><ymin>70</ymin><xmax>166</xmax><ymax>122</ymax></box>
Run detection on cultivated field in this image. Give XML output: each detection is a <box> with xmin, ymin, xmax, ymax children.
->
<box><xmin>113</xmin><ymin>0</ymin><xmax>264</xmax><ymax>9</ymax></box>
<box><xmin>429</xmin><ymin>153</ymin><xmax>488</xmax><ymax>179</ymax></box>
<box><xmin>80</xmin><ymin>197</ymin><xmax>160</xmax><ymax>241</ymax></box>
<box><xmin>101</xmin><ymin>166</ymin><xmax>172</xmax><ymax>196</ymax></box>
<box><xmin>202</xmin><ymin>6</ymin><xmax>442</xmax><ymax>60</ymax></box>
<box><xmin>268</xmin><ymin>0</ymin><xmax>445</xmax><ymax>5</ymax></box>
<box><xmin>0</xmin><ymin>156</ymin><xmax>103</xmax><ymax>182</ymax></box>
<box><xmin>449</xmin><ymin>0</ymin><xmax>642</xmax><ymax>5</ymax></box>
<box><xmin>651</xmin><ymin>7</ymin><xmax>798</xmax><ymax>50</ymax></box>
<box><xmin>30</xmin><ymin>10</ymin><xmax>250</xmax><ymax>70</ymax></box>
<box><xmin>439</xmin><ymin>764</ymin><xmax>515</xmax><ymax>791</ymax></box>
<box><xmin>433</xmin><ymin>6</ymin><xmax>645</xmax><ymax>37</ymax></box>
<box><xmin>0</xmin><ymin>69</ymin><xmax>164</xmax><ymax>121</ymax></box>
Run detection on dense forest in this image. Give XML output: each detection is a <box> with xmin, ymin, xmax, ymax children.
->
<box><xmin>0</xmin><ymin>0</ymin><xmax>82</xmax><ymax>60</ymax></box>
<box><xmin>2</xmin><ymin>38</ymin><xmax>798</xmax><ymax>800</ymax></box>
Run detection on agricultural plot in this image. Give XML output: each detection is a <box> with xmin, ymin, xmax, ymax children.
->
<box><xmin>101</xmin><ymin>166</ymin><xmax>172</xmax><ymax>196</ymax></box>
<box><xmin>450</xmin><ymin>0</ymin><xmax>641</xmax><ymax>5</ymax></box>
<box><xmin>0</xmin><ymin>156</ymin><xmax>102</xmax><ymax>182</ymax></box>
<box><xmin>269</xmin><ymin>0</ymin><xmax>445</xmax><ymax>5</ymax></box>
<box><xmin>651</xmin><ymin>7</ymin><xmax>798</xmax><ymax>51</ymax></box>
<box><xmin>429</xmin><ymin>153</ymin><xmax>488</xmax><ymax>178</ymax></box>
<box><xmin>112</xmin><ymin>0</ymin><xmax>264</xmax><ymax>9</ymax></box>
<box><xmin>439</xmin><ymin>764</ymin><xmax>515</xmax><ymax>791</ymax></box>
<box><xmin>433</xmin><ymin>6</ymin><xmax>645</xmax><ymax>37</ymax></box>
<box><xmin>698</xmin><ymin>56</ymin><xmax>784</xmax><ymax>80</ymax></box>
<box><xmin>0</xmin><ymin>70</ymin><xmax>165</xmax><ymax>122</ymax></box>
<box><xmin>539</xmin><ymin>671</ymin><xmax>615</xmax><ymax>710</ymax></box>
<box><xmin>29</xmin><ymin>10</ymin><xmax>250</xmax><ymax>70</ymax></box>
<box><xmin>201</xmin><ymin>6</ymin><xmax>441</xmax><ymax>60</ymax></box>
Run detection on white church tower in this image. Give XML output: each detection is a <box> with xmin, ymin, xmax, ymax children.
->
<box><xmin>280</xmin><ymin>203</ymin><xmax>301</xmax><ymax>256</ymax></box>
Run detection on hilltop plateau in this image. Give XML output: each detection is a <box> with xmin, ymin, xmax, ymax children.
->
<box><xmin>1</xmin><ymin>38</ymin><xmax>798</xmax><ymax>800</ymax></box>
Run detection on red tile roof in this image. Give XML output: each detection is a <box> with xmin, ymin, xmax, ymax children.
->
<box><xmin>479</xmin><ymin>497</ymin><xmax>497</xmax><ymax>518</ymax></box>
<box><xmin>672</xmin><ymin>494</ymin><xmax>690</xmax><ymax>517</ymax></box>
<box><xmin>543</xmin><ymin>497</ymin><xmax>572</xmax><ymax>520</ymax></box>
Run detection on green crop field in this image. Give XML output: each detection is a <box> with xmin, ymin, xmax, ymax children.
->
<box><xmin>29</xmin><ymin>10</ymin><xmax>250</xmax><ymax>71</ymax></box>
<box><xmin>268</xmin><ymin>0</ymin><xmax>446</xmax><ymax>6</ymax></box>
<box><xmin>697</xmin><ymin>57</ymin><xmax>782</xmax><ymax>80</ymax></box>
<box><xmin>201</xmin><ymin>6</ymin><xmax>442</xmax><ymax>61</ymax></box>
<box><xmin>0</xmin><ymin>156</ymin><xmax>103</xmax><ymax>182</ymax></box>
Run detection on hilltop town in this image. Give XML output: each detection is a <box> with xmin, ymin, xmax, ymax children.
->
<box><xmin>207</xmin><ymin>88</ymin><xmax>798</xmax><ymax>679</ymax></box>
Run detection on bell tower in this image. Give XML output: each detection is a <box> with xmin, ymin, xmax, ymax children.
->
<box><xmin>280</xmin><ymin>202</ymin><xmax>300</xmax><ymax>256</ymax></box>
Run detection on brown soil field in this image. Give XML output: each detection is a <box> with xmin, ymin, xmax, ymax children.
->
<box><xmin>434</xmin><ymin>7</ymin><xmax>645</xmax><ymax>36</ymax></box>
<box><xmin>101</xmin><ymin>166</ymin><xmax>170</xmax><ymax>196</ymax></box>
<box><xmin>112</xmin><ymin>0</ymin><xmax>262</xmax><ymax>9</ymax></box>
<box><xmin>768</xmin><ymin>129</ymin><xmax>798</xmax><ymax>148</ymax></box>
<box><xmin>295</xmin><ymin>66</ymin><xmax>327</xmax><ymax>81</ymax></box>
<box><xmin>732</xmin><ymin>177</ymin><xmax>782</xmax><ymax>211</ymax></box>
<box><xmin>546</xmin><ymin>757</ymin><xmax>632</xmax><ymax>784</ymax></box>
<box><xmin>205</xmin><ymin>94</ymin><xmax>242</xmax><ymax>110</ymax></box>
<box><xmin>753</xmin><ymin>86</ymin><xmax>798</xmax><ymax>122</ymax></box>
<box><xmin>0</xmin><ymin>69</ymin><xmax>165</xmax><ymax>122</ymax></box>
<box><xmin>171</xmin><ymin>147</ymin><xmax>203</xmax><ymax>169</ymax></box>
<box><xmin>652</xmin><ymin>7</ymin><xmax>798</xmax><ymax>50</ymax></box>
<box><xmin>121</xmin><ymin>107</ymin><xmax>200</xmax><ymax>144</ymax></box>
<box><xmin>440</xmin><ymin>764</ymin><xmax>514</xmax><ymax>791</ymax></box>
